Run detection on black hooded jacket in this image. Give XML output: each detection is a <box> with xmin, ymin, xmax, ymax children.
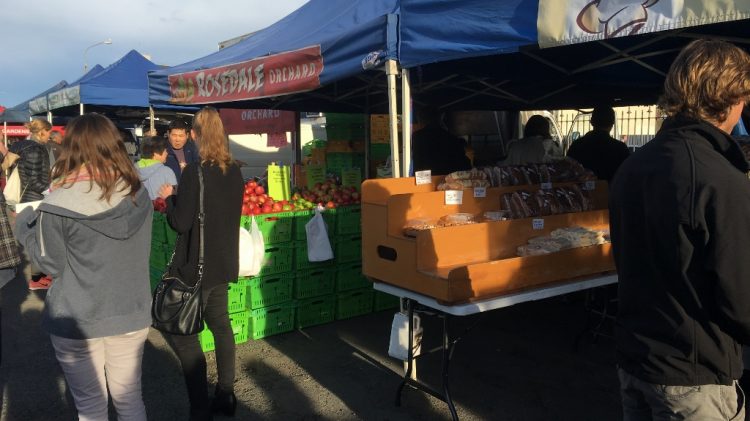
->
<box><xmin>610</xmin><ymin>115</ymin><xmax>750</xmax><ymax>386</ymax></box>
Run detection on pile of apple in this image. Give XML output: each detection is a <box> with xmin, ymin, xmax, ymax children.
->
<box><xmin>241</xmin><ymin>179</ymin><xmax>296</xmax><ymax>215</ymax></box>
<box><xmin>153</xmin><ymin>198</ymin><xmax>167</xmax><ymax>214</ymax></box>
<box><xmin>291</xmin><ymin>178</ymin><xmax>360</xmax><ymax>210</ymax></box>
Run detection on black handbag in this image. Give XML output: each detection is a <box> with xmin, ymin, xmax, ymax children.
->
<box><xmin>151</xmin><ymin>166</ymin><xmax>206</xmax><ymax>336</ymax></box>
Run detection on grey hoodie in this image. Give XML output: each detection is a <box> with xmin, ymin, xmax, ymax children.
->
<box><xmin>16</xmin><ymin>180</ymin><xmax>153</xmax><ymax>339</ymax></box>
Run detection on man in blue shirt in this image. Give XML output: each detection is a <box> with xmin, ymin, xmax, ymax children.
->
<box><xmin>164</xmin><ymin>119</ymin><xmax>199</xmax><ymax>182</ymax></box>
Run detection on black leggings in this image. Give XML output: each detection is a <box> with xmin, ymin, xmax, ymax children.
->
<box><xmin>168</xmin><ymin>283</ymin><xmax>236</xmax><ymax>412</ymax></box>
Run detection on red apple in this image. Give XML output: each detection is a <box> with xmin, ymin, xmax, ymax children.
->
<box><xmin>272</xmin><ymin>202</ymin><xmax>283</xmax><ymax>212</ymax></box>
<box><xmin>255</xmin><ymin>185</ymin><xmax>265</xmax><ymax>195</ymax></box>
<box><xmin>262</xmin><ymin>205</ymin><xmax>272</xmax><ymax>213</ymax></box>
<box><xmin>325</xmin><ymin>201</ymin><xmax>336</xmax><ymax>209</ymax></box>
<box><xmin>247</xmin><ymin>181</ymin><xmax>257</xmax><ymax>189</ymax></box>
<box><xmin>252</xmin><ymin>207</ymin><xmax>262</xmax><ymax>215</ymax></box>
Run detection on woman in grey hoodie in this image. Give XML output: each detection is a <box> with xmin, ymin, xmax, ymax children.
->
<box><xmin>15</xmin><ymin>113</ymin><xmax>153</xmax><ymax>421</ymax></box>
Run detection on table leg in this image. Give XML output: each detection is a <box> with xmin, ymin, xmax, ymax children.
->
<box><xmin>395</xmin><ymin>298</ymin><xmax>414</xmax><ymax>406</ymax></box>
<box><xmin>442</xmin><ymin>315</ymin><xmax>458</xmax><ymax>420</ymax></box>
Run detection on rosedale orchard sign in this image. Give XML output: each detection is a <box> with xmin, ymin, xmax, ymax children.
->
<box><xmin>168</xmin><ymin>45</ymin><xmax>324</xmax><ymax>104</ymax></box>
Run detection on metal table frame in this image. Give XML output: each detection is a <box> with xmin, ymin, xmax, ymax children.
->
<box><xmin>374</xmin><ymin>274</ymin><xmax>618</xmax><ymax>420</ymax></box>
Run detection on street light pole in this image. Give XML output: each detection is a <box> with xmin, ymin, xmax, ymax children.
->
<box><xmin>83</xmin><ymin>38</ymin><xmax>113</xmax><ymax>73</ymax></box>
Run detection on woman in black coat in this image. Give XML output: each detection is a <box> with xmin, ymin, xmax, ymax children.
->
<box><xmin>159</xmin><ymin>107</ymin><xmax>243</xmax><ymax>420</ymax></box>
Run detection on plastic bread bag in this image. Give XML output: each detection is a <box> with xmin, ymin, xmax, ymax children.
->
<box><xmin>306</xmin><ymin>208</ymin><xmax>334</xmax><ymax>262</ymax></box>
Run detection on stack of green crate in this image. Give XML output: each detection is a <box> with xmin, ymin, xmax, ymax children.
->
<box><xmin>199</xmin><ymin>282</ymin><xmax>250</xmax><ymax>352</ymax></box>
<box><xmin>292</xmin><ymin>209</ymin><xmax>337</xmax><ymax>329</ymax></box>
<box><xmin>324</xmin><ymin>113</ymin><xmax>366</xmax><ymax>141</ymax></box>
<box><xmin>239</xmin><ymin>213</ymin><xmax>297</xmax><ymax>340</ymax></box>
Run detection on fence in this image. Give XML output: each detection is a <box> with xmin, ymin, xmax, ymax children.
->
<box><xmin>551</xmin><ymin>106</ymin><xmax>665</xmax><ymax>148</ymax></box>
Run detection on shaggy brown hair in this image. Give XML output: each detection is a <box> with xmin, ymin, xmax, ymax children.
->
<box><xmin>659</xmin><ymin>39</ymin><xmax>750</xmax><ymax>123</ymax></box>
<box><xmin>192</xmin><ymin>107</ymin><xmax>233</xmax><ymax>174</ymax></box>
<box><xmin>52</xmin><ymin>113</ymin><xmax>141</xmax><ymax>201</ymax></box>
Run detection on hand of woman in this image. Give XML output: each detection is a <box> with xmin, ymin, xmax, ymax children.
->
<box><xmin>158</xmin><ymin>184</ymin><xmax>174</xmax><ymax>199</ymax></box>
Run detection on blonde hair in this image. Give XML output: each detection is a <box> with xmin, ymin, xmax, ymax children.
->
<box><xmin>192</xmin><ymin>107</ymin><xmax>233</xmax><ymax>173</ymax></box>
<box><xmin>659</xmin><ymin>39</ymin><xmax>750</xmax><ymax>123</ymax></box>
<box><xmin>25</xmin><ymin>119</ymin><xmax>52</xmax><ymax>139</ymax></box>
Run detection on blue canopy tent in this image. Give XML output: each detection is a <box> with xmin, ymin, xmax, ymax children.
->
<box><xmin>0</xmin><ymin>80</ymin><xmax>69</xmax><ymax>122</ymax></box>
<box><xmin>147</xmin><ymin>0</ymin><xmax>750</xmax><ymax>176</ymax></box>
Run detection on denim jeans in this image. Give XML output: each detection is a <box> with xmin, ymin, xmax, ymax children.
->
<box><xmin>618</xmin><ymin>368</ymin><xmax>745</xmax><ymax>420</ymax></box>
<box><xmin>168</xmin><ymin>283</ymin><xmax>235</xmax><ymax>413</ymax></box>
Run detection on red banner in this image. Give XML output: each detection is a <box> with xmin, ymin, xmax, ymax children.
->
<box><xmin>219</xmin><ymin>109</ymin><xmax>296</xmax><ymax>135</ymax></box>
<box><xmin>169</xmin><ymin>45</ymin><xmax>323</xmax><ymax>104</ymax></box>
<box><xmin>0</xmin><ymin>125</ymin><xmax>65</xmax><ymax>137</ymax></box>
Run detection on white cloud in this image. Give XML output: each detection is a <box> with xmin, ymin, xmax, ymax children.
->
<box><xmin>0</xmin><ymin>0</ymin><xmax>308</xmax><ymax>106</ymax></box>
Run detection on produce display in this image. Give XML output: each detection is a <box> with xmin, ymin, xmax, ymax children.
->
<box><xmin>516</xmin><ymin>227</ymin><xmax>610</xmax><ymax>257</ymax></box>
<box><xmin>241</xmin><ymin>179</ymin><xmax>295</xmax><ymax>215</ymax></box>
<box><xmin>437</xmin><ymin>158</ymin><xmax>595</xmax><ymax>190</ymax></box>
<box><xmin>501</xmin><ymin>185</ymin><xmax>593</xmax><ymax>219</ymax></box>
<box><xmin>292</xmin><ymin>177</ymin><xmax>361</xmax><ymax>210</ymax></box>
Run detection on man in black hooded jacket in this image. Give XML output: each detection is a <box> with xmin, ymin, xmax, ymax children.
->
<box><xmin>610</xmin><ymin>39</ymin><xmax>750</xmax><ymax>419</ymax></box>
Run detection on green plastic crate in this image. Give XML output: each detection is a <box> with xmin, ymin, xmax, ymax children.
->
<box><xmin>370</xmin><ymin>143</ymin><xmax>391</xmax><ymax>161</ymax></box>
<box><xmin>241</xmin><ymin>213</ymin><xmax>295</xmax><ymax>245</ymax></box>
<box><xmin>335</xmin><ymin>263</ymin><xmax>370</xmax><ymax>292</ymax></box>
<box><xmin>227</xmin><ymin>282</ymin><xmax>248</xmax><ymax>313</ymax></box>
<box><xmin>335</xmin><ymin>206</ymin><xmax>361</xmax><ymax>236</ymax></box>
<box><xmin>373</xmin><ymin>290</ymin><xmax>400</xmax><ymax>311</ymax></box>
<box><xmin>293</xmin><ymin>241</ymin><xmax>335</xmax><ymax>271</ymax></box>
<box><xmin>249</xmin><ymin>304</ymin><xmax>295</xmax><ymax>339</ymax></box>
<box><xmin>152</xmin><ymin>213</ymin><xmax>167</xmax><ymax>244</ymax></box>
<box><xmin>293</xmin><ymin>210</ymin><xmax>336</xmax><ymax>240</ymax></box>
<box><xmin>294</xmin><ymin>268</ymin><xmax>335</xmax><ymax>299</ymax></box>
<box><xmin>296</xmin><ymin>295</ymin><xmax>336</xmax><ymax>329</ymax></box>
<box><xmin>335</xmin><ymin>289</ymin><xmax>374</xmax><ymax>320</ymax></box>
<box><xmin>243</xmin><ymin>273</ymin><xmax>294</xmax><ymax>310</ymax></box>
<box><xmin>256</xmin><ymin>243</ymin><xmax>295</xmax><ymax>277</ymax></box>
<box><xmin>335</xmin><ymin>235</ymin><xmax>361</xmax><ymax>263</ymax></box>
<box><xmin>199</xmin><ymin>311</ymin><xmax>249</xmax><ymax>352</ymax></box>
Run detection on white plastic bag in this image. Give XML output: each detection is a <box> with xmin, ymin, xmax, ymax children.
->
<box><xmin>238</xmin><ymin>217</ymin><xmax>265</xmax><ymax>277</ymax></box>
<box><xmin>388</xmin><ymin>312</ymin><xmax>422</xmax><ymax>361</ymax></box>
<box><xmin>305</xmin><ymin>209</ymin><xmax>333</xmax><ymax>262</ymax></box>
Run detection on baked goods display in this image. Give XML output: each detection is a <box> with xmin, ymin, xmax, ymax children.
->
<box><xmin>403</xmin><ymin>218</ymin><xmax>437</xmax><ymax>237</ymax></box>
<box><xmin>501</xmin><ymin>185</ymin><xmax>593</xmax><ymax>219</ymax></box>
<box><xmin>517</xmin><ymin>227</ymin><xmax>610</xmax><ymax>257</ymax></box>
<box><xmin>437</xmin><ymin>158</ymin><xmax>595</xmax><ymax>190</ymax></box>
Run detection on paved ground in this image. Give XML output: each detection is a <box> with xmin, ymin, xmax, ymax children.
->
<box><xmin>0</xmin><ymin>270</ymin><xmax>622</xmax><ymax>420</ymax></box>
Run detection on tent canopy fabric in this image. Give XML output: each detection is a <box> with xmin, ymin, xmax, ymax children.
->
<box><xmin>147</xmin><ymin>0</ymin><xmax>750</xmax><ymax>113</ymax></box>
<box><xmin>148</xmin><ymin>0</ymin><xmax>399</xmax><ymax>107</ymax></box>
<box><xmin>1</xmin><ymin>80</ymin><xmax>68</xmax><ymax>123</ymax></box>
<box><xmin>47</xmin><ymin>50</ymin><xmax>160</xmax><ymax>113</ymax></box>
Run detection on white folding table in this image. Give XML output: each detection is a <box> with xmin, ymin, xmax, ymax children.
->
<box><xmin>373</xmin><ymin>273</ymin><xmax>618</xmax><ymax>420</ymax></box>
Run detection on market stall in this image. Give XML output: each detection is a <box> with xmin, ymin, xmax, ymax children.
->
<box><xmin>1</xmin><ymin>80</ymin><xmax>68</xmax><ymax>143</ymax></box>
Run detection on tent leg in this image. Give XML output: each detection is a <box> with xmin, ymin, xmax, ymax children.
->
<box><xmin>3</xmin><ymin>122</ymin><xmax>6</xmax><ymax>146</ymax></box>
<box><xmin>149</xmin><ymin>106</ymin><xmax>155</xmax><ymax>133</ymax></box>
<box><xmin>401</xmin><ymin>68</ymin><xmax>411</xmax><ymax>177</ymax></box>
<box><xmin>386</xmin><ymin>59</ymin><xmax>401</xmax><ymax>178</ymax></box>
<box><xmin>80</xmin><ymin>104</ymin><xmax>84</xmax><ymax>116</ymax></box>
<box><xmin>47</xmin><ymin>112</ymin><xmax>52</xmax><ymax>124</ymax></box>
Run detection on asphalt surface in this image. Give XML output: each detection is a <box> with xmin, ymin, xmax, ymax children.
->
<box><xmin>0</xmin><ymin>270</ymin><xmax>622</xmax><ymax>420</ymax></box>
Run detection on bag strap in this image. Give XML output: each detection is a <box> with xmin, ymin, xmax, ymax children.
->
<box><xmin>197</xmin><ymin>165</ymin><xmax>205</xmax><ymax>272</ymax></box>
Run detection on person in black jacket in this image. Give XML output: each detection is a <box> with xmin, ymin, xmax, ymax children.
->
<box><xmin>412</xmin><ymin>106</ymin><xmax>471</xmax><ymax>176</ymax></box>
<box><xmin>158</xmin><ymin>108</ymin><xmax>243</xmax><ymax>421</ymax></box>
<box><xmin>610</xmin><ymin>39</ymin><xmax>750</xmax><ymax>420</ymax></box>
<box><xmin>9</xmin><ymin>119</ymin><xmax>52</xmax><ymax>290</ymax></box>
<box><xmin>164</xmin><ymin>119</ymin><xmax>200</xmax><ymax>182</ymax></box>
<box><xmin>566</xmin><ymin>106</ymin><xmax>630</xmax><ymax>183</ymax></box>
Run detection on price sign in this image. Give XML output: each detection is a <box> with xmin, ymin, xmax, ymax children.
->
<box><xmin>540</xmin><ymin>182</ymin><xmax>553</xmax><ymax>190</ymax></box>
<box><xmin>532</xmin><ymin>218</ymin><xmax>544</xmax><ymax>230</ymax></box>
<box><xmin>306</xmin><ymin>164</ymin><xmax>326</xmax><ymax>187</ymax></box>
<box><xmin>445</xmin><ymin>190</ymin><xmax>463</xmax><ymax>205</ymax></box>
<box><xmin>415</xmin><ymin>170</ymin><xmax>432</xmax><ymax>185</ymax></box>
<box><xmin>583</xmin><ymin>180</ymin><xmax>596</xmax><ymax>191</ymax></box>
<box><xmin>473</xmin><ymin>187</ymin><xmax>487</xmax><ymax>198</ymax></box>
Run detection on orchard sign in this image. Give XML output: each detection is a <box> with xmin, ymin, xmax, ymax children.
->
<box><xmin>168</xmin><ymin>45</ymin><xmax>324</xmax><ymax>104</ymax></box>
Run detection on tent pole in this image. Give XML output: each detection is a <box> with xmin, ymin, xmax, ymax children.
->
<box><xmin>149</xmin><ymin>106</ymin><xmax>155</xmax><ymax>133</ymax></box>
<box><xmin>401</xmin><ymin>68</ymin><xmax>411</xmax><ymax>177</ymax></box>
<box><xmin>3</xmin><ymin>122</ymin><xmax>7</xmax><ymax>146</ymax></box>
<box><xmin>386</xmin><ymin>59</ymin><xmax>401</xmax><ymax>178</ymax></box>
<box><xmin>47</xmin><ymin>111</ymin><xmax>52</xmax><ymax>124</ymax></box>
<box><xmin>80</xmin><ymin>104</ymin><xmax>84</xmax><ymax>116</ymax></box>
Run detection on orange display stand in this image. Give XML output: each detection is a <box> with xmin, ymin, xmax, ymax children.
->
<box><xmin>361</xmin><ymin>176</ymin><xmax>615</xmax><ymax>304</ymax></box>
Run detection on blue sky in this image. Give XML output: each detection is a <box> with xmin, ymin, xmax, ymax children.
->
<box><xmin>0</xmin><ymin>0</ymin><xmax>308</xmax><ymax>107</ymax></box>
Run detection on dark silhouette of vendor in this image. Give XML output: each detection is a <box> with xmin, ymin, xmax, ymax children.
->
<box><xmin>412</xmin><ymin>106</ymin><xmax>471</xmax><ymax>175</ymax></box>
<box><xmin>567</xmin><ymin>106</ymin><xmax>630</xmax><ymax>183</ymax></box>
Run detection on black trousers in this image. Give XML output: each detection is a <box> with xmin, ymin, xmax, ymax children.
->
<box><xmin>168</xmin><ymin>283</ymin><xmax>236</xmax><ymax>412</ymax></box>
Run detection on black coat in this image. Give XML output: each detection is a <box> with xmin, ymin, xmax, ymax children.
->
<box><xmin>610</xmin><ymin>115</ymin><xmax>750</xmax><ymax>386</ymax></box>
<box><xmin>9</xmin><ymin>139</ymin><xmax>50</xmax><ymax>202</ymax></box>
<box><xmin>412</xmin><ymin>124</ymin><xmax>471</xmax><ymax>176</ymax></box>
<box><xmin>166</xmin><ymin>162</ymin><xmax>244</xmax><ymax>290</ymax></box>
<box><xmin>566</xmin><ymin>129</ymin><xmax>630</xmax><ymax>183</ymax></box>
